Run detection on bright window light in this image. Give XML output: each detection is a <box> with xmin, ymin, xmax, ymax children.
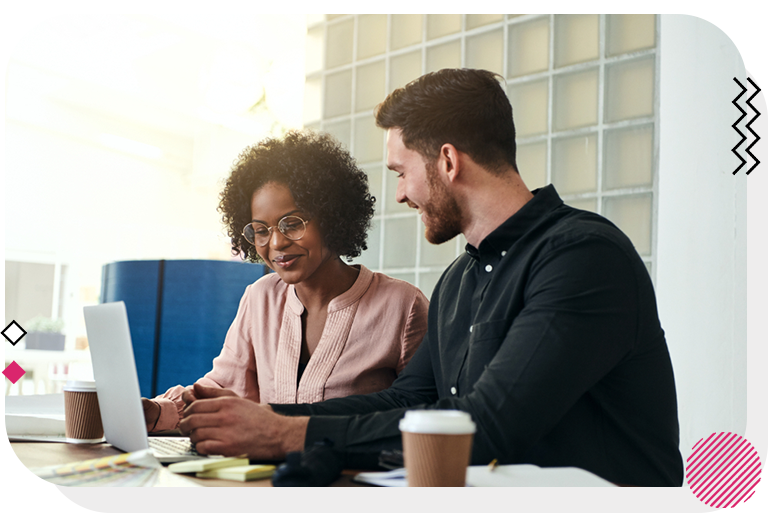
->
<box><xmin>98</xmin><ymin>133</ymin><xmax>163</xmax><ymax>159</ymax></box>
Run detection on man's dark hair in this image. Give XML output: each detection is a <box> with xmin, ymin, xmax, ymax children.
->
<box><xmin>218</xmin><ymin>130</ymin><xmax>375</xmax><ymax>262</ymax></box>
<box><xmin>375</xmin><ymin>68</ymin><xmax>517</xmax><ymax>175</ymax></box>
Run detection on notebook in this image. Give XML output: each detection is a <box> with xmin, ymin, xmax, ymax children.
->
<box><xmin>83</xmin><ymin>301</ymin><xmax>202</xmax><ymax>463</ymax></box>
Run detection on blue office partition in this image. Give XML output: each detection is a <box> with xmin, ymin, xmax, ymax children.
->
<box><xmin>100</xmin><ymin>259</ymin><xmax>267</xmax><ymax>397</ymax></box>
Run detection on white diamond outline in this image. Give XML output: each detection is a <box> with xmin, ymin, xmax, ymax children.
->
<box><xmin>2</xmin><ymin>320</ymin><xmax>27</xmax><ymax>345</ymax></box>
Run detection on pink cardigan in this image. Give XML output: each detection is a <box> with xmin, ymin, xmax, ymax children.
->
<box><xmin>153</xmin><ymin>265</ymin><xmax>429</xmax><ymax>430</ymax></box>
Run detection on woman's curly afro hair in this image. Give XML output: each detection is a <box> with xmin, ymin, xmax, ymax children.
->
<box><xmin>219</xmin><ymin>130</ymin><xmax>376</xmax><ymax>263</ymax></box>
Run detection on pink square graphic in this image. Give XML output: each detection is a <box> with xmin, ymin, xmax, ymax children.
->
<box><xmin>2</xmin><ymin>361</ymin><xmax>26</xmax><ymax>384</ymax></box>
<box><xmin>728</xmin><ymin>477</ymin><xmax>763</xmax><ymax>508</ymax></box>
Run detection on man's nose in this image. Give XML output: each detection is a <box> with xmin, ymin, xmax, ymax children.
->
<box><xmin>395</xmin><ymin>179</ymin><xmax>407</xmax><ymax>204</ymax></box>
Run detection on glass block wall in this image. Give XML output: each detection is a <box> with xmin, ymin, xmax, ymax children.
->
<box><xmin>304</xmin><ymin>14</ymin><xmax>658</xmax><ymax>297</ymax></box>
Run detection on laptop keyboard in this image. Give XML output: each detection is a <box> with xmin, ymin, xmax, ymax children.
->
<box><xmin>148</xmin><ymin>437</ymin><xmax>199</xmax><ymax>457</ymax></box>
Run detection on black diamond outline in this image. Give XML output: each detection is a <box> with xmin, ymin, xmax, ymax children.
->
<box><xmin>2</xmin><ymin>320</ymin><xmax>27</xmax><ymax>345</ymax></box>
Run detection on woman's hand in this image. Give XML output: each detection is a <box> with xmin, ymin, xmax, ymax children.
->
<box><xmin>181</xmin><ymin>383</ymin><xmax>238</xmax><ymax>408</ymax></box>
<box><xmin>141</xmin><ymin>398</ymin><xmax>161</xmax><ymax>433</ymax></box>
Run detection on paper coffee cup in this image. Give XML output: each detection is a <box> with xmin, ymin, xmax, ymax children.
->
<box><xmin>63</xmin><ymin>380</ymin><xmax>104</xmax><ymax>444</ymax></box>
<box><xmin>399</xmin><ymin>410</ymin><xmax>476</xmax><ymax>487</ymax></box>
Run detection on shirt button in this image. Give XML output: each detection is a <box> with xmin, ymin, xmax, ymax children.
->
<box><xmin>501</xmin><ymin>251</ymin><xmax>507</xmax><ymax>257</ymax></box>
<box><xmin>485</xmin><ymin>264</ymin><xmax>493</xmax><ymax>272</ymax></box>
<box><xmin>469</xmin><ymin>325</ymin><xmax>473</xmax><ymax>333</ymax></box>
<box><xmin>450</xmin><ymin>387</ymin><xmax>457</xmax><ymax>395</ymax></box>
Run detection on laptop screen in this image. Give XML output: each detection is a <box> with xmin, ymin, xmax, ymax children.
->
<box><xmin>83</xmin><ymin>301</ymin><xmax>150</xmax><ymax>453</ymax></box>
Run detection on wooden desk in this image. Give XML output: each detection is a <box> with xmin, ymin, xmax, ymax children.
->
<box><xmin>10</xmin><ymin>441</ymin><xmax>362</xmax><ymax>487</ymax></box>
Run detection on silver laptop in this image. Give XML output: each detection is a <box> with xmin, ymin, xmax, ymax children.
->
<box><xmin>83</xmin><ymin>301</ymin><xmax>202</xmax><ymax>463</ymax></box>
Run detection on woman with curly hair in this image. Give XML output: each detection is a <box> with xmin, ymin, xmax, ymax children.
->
<box><xmin>142</xmin><ymin>130</ymin><xmax>429</xmax><ymax>432</ymax></box>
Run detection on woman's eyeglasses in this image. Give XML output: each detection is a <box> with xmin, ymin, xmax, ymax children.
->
<box><xmin>242</xmin><ymin>215</ymin><xmax>309</xmax><ymax>247</ymax></box>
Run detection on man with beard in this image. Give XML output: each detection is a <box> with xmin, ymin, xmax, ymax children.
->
<box><xmin>180</xmin><ymin>69</ymin><xmax>683</xmax><ymax>487</ymax></box>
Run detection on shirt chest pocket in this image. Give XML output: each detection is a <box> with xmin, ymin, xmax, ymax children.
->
<box><xmin>465</xmin><ymin>318</ymin><xmax>514</xmax><ymax>381</ymax></box>
<box><xmin>471</xmin><ymin>318</ymin><xmax>513</xmax><ymax>344</ymax></box>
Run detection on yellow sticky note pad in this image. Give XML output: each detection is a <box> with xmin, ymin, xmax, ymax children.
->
<box><xmin>168</xmin><ymin>457</ymin><xmax>249</xmax><ymax>474</ymax></box>
<box><xmin>196</xmin><ymin>464</ymin><xmax>276</xmax><ymax>482</ymax></box>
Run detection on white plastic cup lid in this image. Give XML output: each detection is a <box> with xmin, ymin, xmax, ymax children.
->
<box><xmin>63</xmin><ymin>380</ymin><xmax>97</xmax><ymax>392</ymax></box>
<box><xmin>398</xmin><ymin>410</ymin><xmax>476</xmax><ymax>434</ymax></box>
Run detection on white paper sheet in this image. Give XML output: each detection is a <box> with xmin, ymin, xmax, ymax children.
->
<box><xmin>5</xmin><ymin>393</ymin><xmax>68</xmax><ymax>440</ymax></box>
<box><xmin>353</xmin><ymin>464</ymin><xmax>618</xmax><ymax>487</ymax></box>
<box><xmin>5</xmin><ymin>393</ymin><xmax>65</xmax><ymax>416</ymax></box>
<box><xmin>5</xmin><ymin>413</ymin><xmax>66</xmax><ymax>438</ymax></box>
<box><xmin>353</xmin><ymin>468</ymin><xmax>407</xmax><ymax>487</ymax></box>
<box><xmin>466</xmin><ymin>464</ymin><xmax>617</xmax><ymax>487</ymax></box>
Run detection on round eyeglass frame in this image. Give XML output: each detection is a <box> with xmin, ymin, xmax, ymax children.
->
<box><xmin>242</xmin><ymin>215</ymin><xmax>310</xmax><ymax>247</ymax></box>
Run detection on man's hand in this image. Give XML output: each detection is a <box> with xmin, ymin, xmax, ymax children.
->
<box><xmin>179</xmin><ymin>384</ymin><xmax>307</xmax><ymax>459</ymax></box>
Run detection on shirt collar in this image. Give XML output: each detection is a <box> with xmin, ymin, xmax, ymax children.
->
<box><xmin>465</xmin><ymin>184</ymin><xmax>564</xmax><ymax>261</ymax></box>
<box><xmin>286</xmin><ymin>264</ymin><xmax>374</xmax><ymax>315</ymax></box>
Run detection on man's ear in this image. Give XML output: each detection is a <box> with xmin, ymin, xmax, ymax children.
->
<box><xmin>439</xmin><ymin>143</ymin><xmax>462</xmax><ymax>182</ymax></box>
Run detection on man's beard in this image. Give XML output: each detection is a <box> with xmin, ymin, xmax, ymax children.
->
<box><xmin>423</xmin><ymin>160</ymin><xmax>463</xmax><ymax>245</ymax></box>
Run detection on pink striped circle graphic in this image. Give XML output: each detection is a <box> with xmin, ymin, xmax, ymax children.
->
<box><xmin>686</xmin><ymin>432</ymin><xmax>762</xmax><ymax>508</ymax></box>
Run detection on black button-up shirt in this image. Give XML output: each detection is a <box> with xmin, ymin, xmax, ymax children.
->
<box><xmin>273</xmin><ymin>185</ymin><xmax>683</xmax><ymax>487</ymax></box>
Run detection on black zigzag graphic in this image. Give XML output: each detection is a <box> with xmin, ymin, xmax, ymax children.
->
<box><xmin>732</xmin><ymin>77</ymin><xmax>761</xmax><ymax>175</ymax></box>
<box><xmin>744</xmin><ymin>78</ymin><xmax>761</xmax><ymax>175</ymax></box>
<box><xmin>732</xmin><ymin>78</ymin><xmax>747</xmax><ymax>175</ymax></box>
